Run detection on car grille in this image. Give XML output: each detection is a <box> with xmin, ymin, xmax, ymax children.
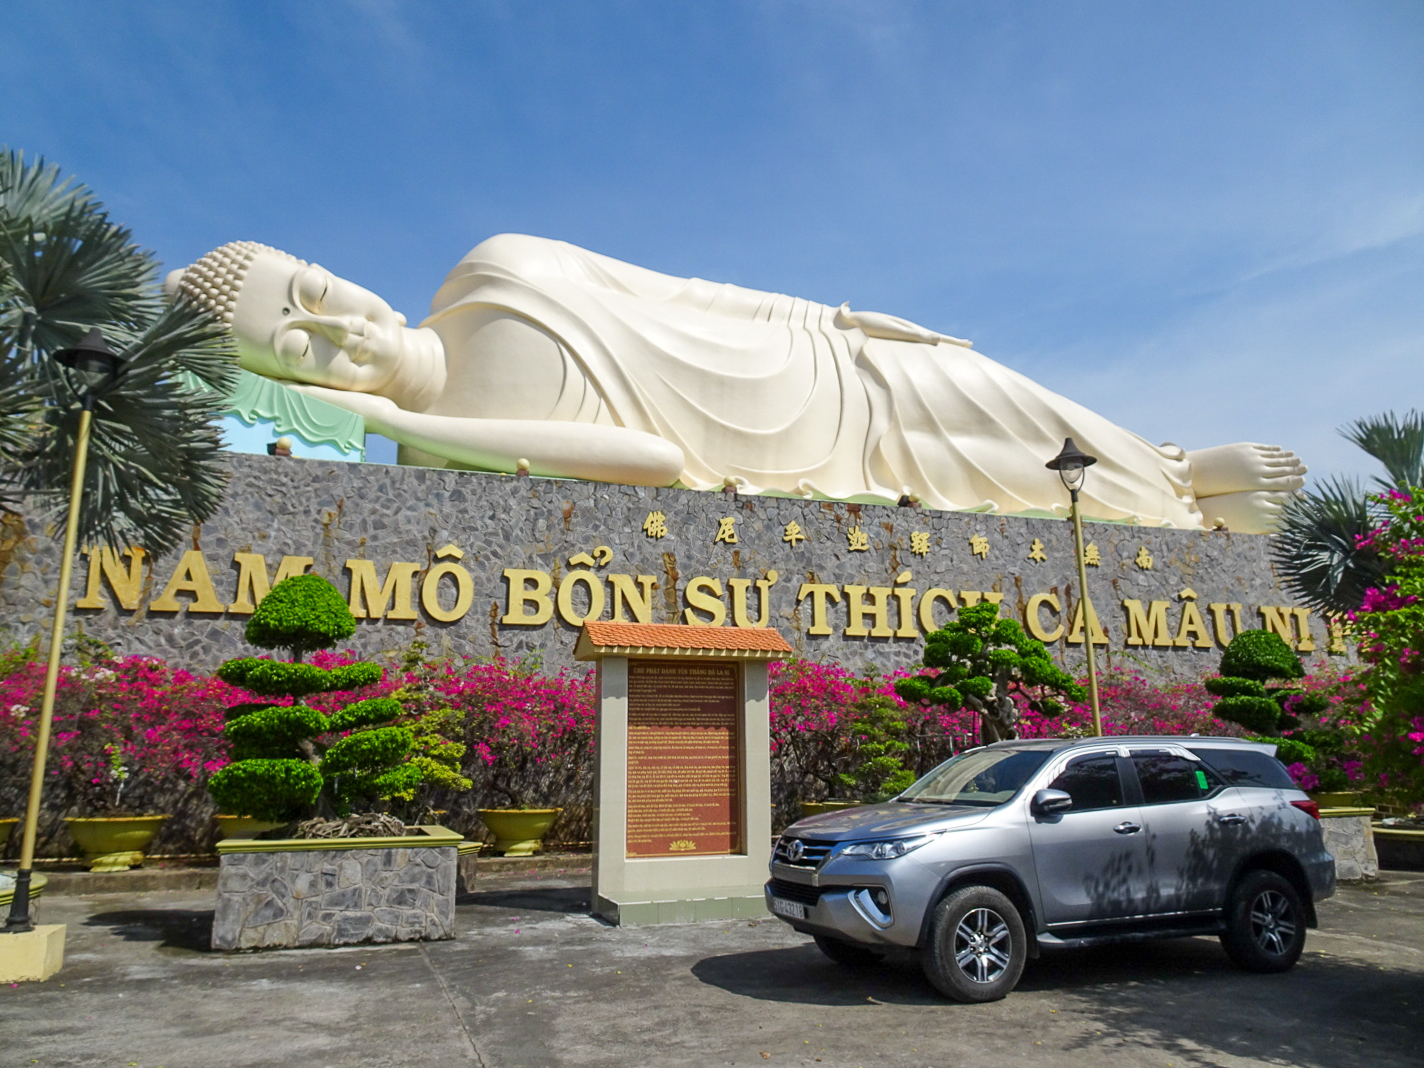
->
<box><xmin>773</xmin><ymin>836</ymin><xmax>835</xmax><ymax>869</ymax></box>
<box><xmin>767</xmin><ymin>878</ymin><xmax>824</xmax><ymax>906</ymax></box>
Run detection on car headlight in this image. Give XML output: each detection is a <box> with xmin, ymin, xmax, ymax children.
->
<box><xmin>838</xmin><ymin>833</ymin><xmax>937</xmax><ymax>860</ymax></box>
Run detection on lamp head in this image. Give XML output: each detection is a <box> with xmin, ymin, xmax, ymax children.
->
<box><xmin>53</xmin><ymin>328</ymin><xmax>125</xmax><ymax>394</ymax></box>
<box><xmin>1046</xmin><ymin>437</ymin><xmax>1097</xmax><ymax>493</ymax></box>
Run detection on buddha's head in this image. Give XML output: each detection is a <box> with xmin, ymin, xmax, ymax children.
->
<box><xmin>167</xmin><ymin>242</ymin><xmax>444</xmax><ymax>410</ymax></box>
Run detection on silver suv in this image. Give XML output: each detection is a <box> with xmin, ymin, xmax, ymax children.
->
<box><xmin>766</xmin><ymin>737</ymin><xmax>1335</xmax><ymax>1002</ymax></box>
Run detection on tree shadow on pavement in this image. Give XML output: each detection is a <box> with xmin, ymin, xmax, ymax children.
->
<box><xmin>1025</xmin><ymin>938</ymin><xmax>1424</xmax><ymax>1068</ymax></box>
<box><xmin>697</xmin><ymin>935</ymin><xmax>1423</xmax><ymax>1068</ymax></box>
<box><xmin>84</xmin><ymin>907</ymin><xmax>214</xmax><ymax>953</ymax></box>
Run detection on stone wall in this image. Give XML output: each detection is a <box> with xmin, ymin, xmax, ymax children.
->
<box><xmin>1319</xmin><ymin>810</ymin><xmax>1379</xmax><ymax>881</ymax></box>
<box><xmin>211</xmin><ymin>839</ymin><xmax>457</xmax><ymax>950</ymax></box>
<box><xmin>1</xmin><ymin>453</ymin><xmax>1339</xmax><ymax>679</ymax></box>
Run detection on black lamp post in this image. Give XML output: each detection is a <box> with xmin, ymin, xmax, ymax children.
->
<box><xmin>4</xmin><ymin>329</ymin><xmax>125</xmax><ymax>934</ymax></box>
<box><xmin>1046</xmin><ymin>437</ymin><xmax>1102</xmax><ymax>736</ymax></box>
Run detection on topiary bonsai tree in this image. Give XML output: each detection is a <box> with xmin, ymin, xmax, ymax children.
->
<box><xmin>1204</xmin><ymin>629</ymin><xmax>1307</xmax><ymax>735</ymax></box>
<box><xmin>834</xmin><ymin>690</ymin><xmax>917</xmax><ymax>802</ymax></box>
<box><xmin>206</xmin><ymin>574</ymin><xmax>423</xmax><ymax>825</ymax></box>
<box><xmin>894</xmin><ymin>601</ymin><xmax>1085</xmax><ymax>744</ymax></box>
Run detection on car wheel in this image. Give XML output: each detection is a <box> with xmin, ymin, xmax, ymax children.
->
<box><xmin>813</xmin><ymin>935</ymin><xmax>885</xmax><ymax>967</ymax></box>
<box><xmin>1220</xmin><ymin>870</ymin><xmax>1307</xmax><ymax>973</ymax></box>
<box><xmin>921</xmin><ymin>885</ymin><xmax>1027</xmax><ymax>1002</ymax></box>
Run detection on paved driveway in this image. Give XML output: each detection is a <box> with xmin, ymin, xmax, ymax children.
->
<box><xmin>4</xmin><ymin>870</ymin><xmax>1421</xmax><ymax>1068</ymax></box>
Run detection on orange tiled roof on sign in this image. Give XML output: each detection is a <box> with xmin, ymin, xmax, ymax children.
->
<box><xmin>580</xmin><ymin>621</ymin><xmax>792</xmax><ymax>654</ymax></box>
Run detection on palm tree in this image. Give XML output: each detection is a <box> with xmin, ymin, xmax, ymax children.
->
<box><xmin>1272</xmin><ymin>411</ymin><xmax>1424</xmax><ymax>615</ymax></box>
<box><xmin>0</xmin><ymin>149</ymin><xmax>237</xmax><ymax>555</ymax></box>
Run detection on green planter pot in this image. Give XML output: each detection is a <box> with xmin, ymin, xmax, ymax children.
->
<box><xmin>64</xmin><ymin>815</ymin><xmax>168</xmax><ymax>872</ymax></box>
<box><xmin>799</xmin><ymin>800</ymin><xmax>863</xmax><ymax>818</ymax></box>
<box><xmin>0</xmin><ymin>817</ymin><xmax>17</xmax><ymax>852</ymax></box>
<box><xmin>1310</xmin><ymin>791</ymin><xmax>1363</xmax><ymax>809</ymax></box>
<box><xmin>477</xmin><ymin>808</ymin><xmax>561</xmax><ymax>857</ymax></box>
<box><xmin>213</xmin><ymin>815</ymin><xmax>287</xmax><ymax>840</ymax></box>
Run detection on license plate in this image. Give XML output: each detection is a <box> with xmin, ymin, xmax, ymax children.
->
<box><xmin>770</xmin><ymin>897</ymin><xmax>807</xmax><ymax>920</ymax></box>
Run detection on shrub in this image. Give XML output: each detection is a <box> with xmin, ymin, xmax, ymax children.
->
<box><xmin>1203</xmin><ymin>676</ymin><xmax>1267</xmax><ymax>698</ymax></box>
<box><xmin>894</xmin><ymin>601</ymin><xmax>1084</xmax><ymax>744</ymax></box>
<box><xmin>1343</xmin><ymin>487</ymin><xmax>1424</xmax><ymax>806</ymax></box>
<box><xmin>243</xmin><ymin>574</ymin><xmax>356</xmax><ymax>659</ymax></box>
<box><xmin>206</xmin><ymin>575</ymin><xmax>445</xmax><ymax>824</ymax></box>
<box><xmin>1220</xmin><ymin>630</ymin><xmax>1306</xmax><ymax>683</ymax></box>
<box><xmin>1208</xmin><ymin>630</ymin><xmax>1305</xmax><ymax>735</ymax></box>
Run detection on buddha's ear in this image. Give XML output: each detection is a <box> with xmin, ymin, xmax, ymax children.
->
<box><xmin>163</xmin><ymin>269</ymin><xmax>186</xmax><ymax>302</ymax></box>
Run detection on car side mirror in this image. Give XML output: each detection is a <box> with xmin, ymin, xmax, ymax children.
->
<box><xmin>1032</xmin><ymin>788</ymin><xmax>1073</xmax><ymax>816</ymax></box>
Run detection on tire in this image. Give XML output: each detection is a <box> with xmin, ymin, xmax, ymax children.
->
<box><xmin>921</xmin><ymin>885</ymin><xmax>1027</xmax><ymax>1003</ymax></box>
<box><xmin>813</xmin><ymin>934</ymin><xmax>885</xmax><ymax>967</ymax></box>
<box><xmin>1220</xmin><ymin>869</ymin><xmax>1307</xmax><ymax>973</ymax></box>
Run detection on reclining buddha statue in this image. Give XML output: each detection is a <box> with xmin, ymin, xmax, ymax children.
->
<box><xmin>168</xmin><ymin>233</ymin><xmax>1305</xmax><ymax>532</ymax></box>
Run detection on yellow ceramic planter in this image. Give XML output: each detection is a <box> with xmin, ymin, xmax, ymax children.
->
<box><xmin>0</xmin><ymin>817</ymin><xmax>17</xmax><ymax>851</ymax></box>
<box><xmin>64</xmin><ymin>815</ymin><xmax>168</xmax><ymax>872</ymax></box>
<box><xmin>477</xmin><ymin>808</ymin><xmax>561</xmax><ymax>856</ymax></box>
<box><xmin>0</xmin><ymin>871</ymin><xmax>46</xmax><ymax>912</ymax></box>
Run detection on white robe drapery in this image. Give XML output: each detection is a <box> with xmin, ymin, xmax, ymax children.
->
<box><xmin>425</xmin><ymin>234</ymin><xmax>1199</xmax><ymax>526</ymax></box>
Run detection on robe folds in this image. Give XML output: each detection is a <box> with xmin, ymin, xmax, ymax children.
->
<box><xmin>425</xmin><ymin>233</ymin><xmax>1199</xmax><ymax>527</ymax></box>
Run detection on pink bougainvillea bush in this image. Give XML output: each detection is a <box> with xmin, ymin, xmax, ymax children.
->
<box><xmin>1015</xmin><ymin>668</ymin><xmax>1245</xmax><ymax>740</ymax></box>
<box><xmin>0</xmin><ymin>647</ymin><xmax>238</xmax><ymax>855</ymax></box>
<box><xmin>1345</xmin><ymin>487</ymin><xmax>1424</xmax><ymax>808</ymax></box>
<box><xmin>4</xmin><ymin>633</ymin><xmax>1394</xmax><ymax>858</ymax></box>
<box><xmin>301</xmin><ymin>650</ymin><xmax>598</xmax><ymax>842</ymax></box>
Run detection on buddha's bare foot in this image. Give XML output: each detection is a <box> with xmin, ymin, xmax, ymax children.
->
<box><xmin>1187</xmin><ymin>442</ymin><xmax>1307</xmax><ymax>498</ymax></box>
<box><xmin>1186</xmin><ymin>442</ymin><xmax>1307</xmax><ymax>534</ymax></box>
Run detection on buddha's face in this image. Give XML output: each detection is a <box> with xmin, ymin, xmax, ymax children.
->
<box><xmin>230</xmin><ymin>253</ymin><xmax>409</xmax><ymax>393</ymax></box>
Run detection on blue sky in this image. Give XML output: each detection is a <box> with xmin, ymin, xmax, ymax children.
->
<box><xmin>4</xmin><ymin>1</ymin><xmax>1421</xmax><ymax>479</ymax></box>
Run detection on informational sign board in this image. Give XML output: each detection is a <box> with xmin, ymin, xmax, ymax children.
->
<box><xmin>625</xmin><ymin>660</ymin><xmax>742</xmax><ymax>857</ymax></box>
<box><xmin>576</xmin><ymin>621</ymin><xmax>789</xmax><ymax>925</ymax></box>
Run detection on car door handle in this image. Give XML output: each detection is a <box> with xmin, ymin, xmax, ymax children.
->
<box><xmin>1113</xmin><ymin>822</ymin><xmax>1141</xmax><ymax>834</ymax></box>
<box><xmin>1217</xmin><ymin>813</ymin><xmax>1247</xmax><ymax>825</ymax></box>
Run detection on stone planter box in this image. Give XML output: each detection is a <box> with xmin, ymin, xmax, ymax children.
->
<box><xmin>1373</xmin><ymin>826</ymin><xmax>1424</xmax><ymax>872</ymax></box>
<box><xmin>1319</xmin><ymin>807</ymin><xmax>1378</xmax><ymax>881</ymax></box>
<box><xmin>212</xmin><ymin>825</ymin><xmax>461</xmax><ymax>951</ymax></box>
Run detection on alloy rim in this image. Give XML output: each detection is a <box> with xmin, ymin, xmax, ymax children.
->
<box><xmin>1249</xmin><ymin>890</ymin><xmax>1297</xmax><ymax>956</ymax></box>
<box><xmin>953</xmin><ymin>907</ymin><xmax>1012</xmax><ymax>984</ymax></box>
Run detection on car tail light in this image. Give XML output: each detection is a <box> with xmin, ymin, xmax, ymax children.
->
<box><xmin>1291</xmin><ymin>799</ymin><xmax>1320</xmax><ymax>820</ymax></box>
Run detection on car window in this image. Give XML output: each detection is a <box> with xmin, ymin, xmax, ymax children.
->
<box><xmin>1046</xmin><ymin>754</ymin><xmax>1123</xmax><ymax>811</ymax></box>
<box><xmin>1132</xmin><ymin>751</ymin><xmax>1219</xmax><ymax>804</ymax></box>
<box><xmin>1187</xmin><ymin>747</ymin><xmax>1295</xmax><ymax>789</ymax></box>
<box><xmin>900</xmin><ymin>749</ymin><xmax>1051</xmax><ymax>807</ymax></box>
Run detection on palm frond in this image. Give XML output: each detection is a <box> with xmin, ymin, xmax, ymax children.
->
<box><xmin>15</xmin><ymin>302</ymin><xmax>237</xmax><ymax>555</ymax></box>
<box><xmin>0</xmin><ymin>199</ymin><xmax>159</xmax><ymax>356</ymax></box>
<box><xmin>1270</xmin><ymin>474</ymin><xmax>1385</xmax><ymax>615</ymax></box>
<box><xmin>1</xmin><ymin>149</ymin><xmax>238</xmax><ymax>556</ymax></box>
<box><xmin>0</xmin><ymin>348</ymin><xmax>42</xmax><ymax>511</ymax></box>
<box><xmin>0</xmin><ymin>148</ymin><xmax>101</xmax><ymax>225</ymax></box>
<box><xmin>1340</xmin><ymin>410</ymin><xmax>1424</xmax><ymax>490</ymax></box>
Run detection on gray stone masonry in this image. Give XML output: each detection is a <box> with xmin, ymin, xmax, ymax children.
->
<box><xmin>1321</xmin><ymin>809</ymin><xmax>1379</xmax><ymax>881</ymax></box>
<box><xmin>1</xmin><ymin>452</ymin><xmax>1344</xmax><ymax>680</ymax></box>
<box><xmin>211</xmin><ymin>841</ymin><xmax>456</xmax><ymax>951</ymax></box>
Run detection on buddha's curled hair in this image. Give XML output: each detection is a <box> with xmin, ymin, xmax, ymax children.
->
<box><xmin>168</xmin><ymin>241</ymin><xmax>306</xmax><ymax>323</ymax></box>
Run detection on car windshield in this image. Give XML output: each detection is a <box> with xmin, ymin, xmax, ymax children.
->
<box><xmin>898</xmin><ymin>748</ymin><xmax>1051</xmax><ymax>807</ymax></box>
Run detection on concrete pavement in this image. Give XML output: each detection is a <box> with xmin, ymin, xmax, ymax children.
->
<box><xmin>3</xmin><ymin>869</ymin><xmax>1421</xmax><ymax>1068</ymax></box>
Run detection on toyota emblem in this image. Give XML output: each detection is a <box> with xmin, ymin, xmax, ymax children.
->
<box><xmin>787</xmin><ymin>838</ymin><xmax>805</xmax><ymax>862</ymax></box>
